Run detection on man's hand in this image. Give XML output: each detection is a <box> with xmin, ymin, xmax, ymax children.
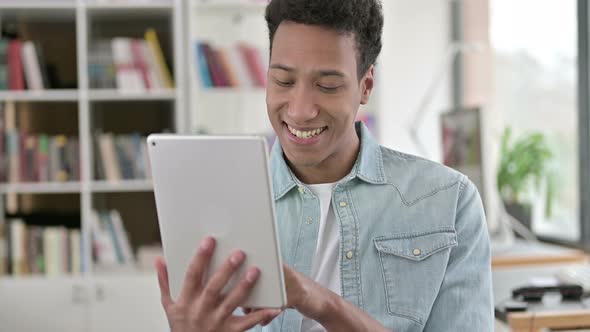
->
<box><xmin>282</xmin><ymin>265</ymin><xmax>390</xmax><ymax>332</ymax></box>
<box><xmin>282</xmin><ymin>264</ymin><xmax>335</xmax><ymax>321</ymax></box>
<box><xmin>155</xmin><ymin>237</ymin><xmax>283</xmax><ymax>332</ymax></box>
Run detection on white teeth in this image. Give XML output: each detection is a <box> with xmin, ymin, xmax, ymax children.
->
<box><xmin>288</xmin><ymin>125</ymin><xmax>324</xmax><ymax>139</ymax></box>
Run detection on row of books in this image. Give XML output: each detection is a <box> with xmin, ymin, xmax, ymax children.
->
<box><xmin>88</xmin><ymin>28</ymin><xmax>174</xmax><ymax>91</ymax></box>
<box><xmin>0</xmin><ymin>219</ymin><xmax>81</xmax><ymax>277</ymax></box>
<box><xmin>95</xmin><ymin>133</ymin><xmax>151</xmax><ymax>181</ymax></box>
<box><xmin>91</xmin><ymin>209</ymin><xmax>134</xmax><ymax>266</ymax></box>
<box><xmin>0</xmin><ymin>39</ymin><xmax>51</xmax><ymax>91</ymax></box>
<box><xmin>0</xmin><ymin>101</ymin><xmax>79</xmax><ymax>183</ymax></box>
<box><xmin>1</xmin><ymin>132</ymin><xmax>80</xmax><ymax>184</ymax></box>
<box><xmin>195</xmin><ymin>41</ymin><xmax>267</xmax><ymax>88</ymax></box>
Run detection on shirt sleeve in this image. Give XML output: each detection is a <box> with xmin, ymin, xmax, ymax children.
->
<box><xmin>422</xmin><ymin>177</ymin><xmax>494</xmax><ymax>331</ymax></box>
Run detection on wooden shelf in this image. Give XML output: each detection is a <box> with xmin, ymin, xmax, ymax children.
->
<box><xmin>90</xmin><ymin>180</ymin><xmax>153</xmax><ymax>192</ymax></box>
<box><xmin>0</xmin><ymin>90</ymin><xmax>79</xmax><ymax>102</ymax></box>
<box><xmin>0</xmin><ymin>182</ymin><xmax>82</xmax><ymax>194</ymax></box>
<box><xmin>88</xmin><ymin>89</ymin><xmax>176</xmax><ymax>101</ymax></box>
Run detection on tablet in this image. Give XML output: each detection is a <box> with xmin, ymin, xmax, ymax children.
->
<box><xmin>147</xmin><ymin>135</ymin><xmax>287</xmax><ymax>308</ymax></box>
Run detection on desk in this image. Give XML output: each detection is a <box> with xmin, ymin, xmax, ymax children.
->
<box><xmin>492</xmin><ymin>240</ymin><xmax>588</xmax><ymax>268</ymax></box>
<box><xmin>493</xmin><ymin>263</ymin><xmax>590</xmax><ymax>332</ymax></box>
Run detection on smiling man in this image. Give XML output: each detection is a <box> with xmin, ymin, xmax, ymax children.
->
<box><xmin>155</xmin><ymin>0</ymin><xmax>494</xmax><ymax>331</ymax></box>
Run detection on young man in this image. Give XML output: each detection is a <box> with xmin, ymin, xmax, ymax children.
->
<box><xmin>155</xmin><ymin>0</ymin><xmax>494</xmax><ymax>331</ymax></box>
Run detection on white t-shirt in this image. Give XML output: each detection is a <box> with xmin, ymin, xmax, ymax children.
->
<box><xmin>300</xmin><ymin>183</ymin><xmax>341</xmax><ymax>332</ymax></box>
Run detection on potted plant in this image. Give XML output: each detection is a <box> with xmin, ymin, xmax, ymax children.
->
<box><xmin>497</xmin><ymin>128</ymin><xmax>553</xmax><ymax>230</ymax></box>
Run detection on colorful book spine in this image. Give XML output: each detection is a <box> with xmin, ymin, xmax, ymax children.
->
<box><xmin>144</xmin><ymin>28</ymin><xmax>174</xmax><ymax>88</ymax></box>
<box><xmin>196</xmin><ymin>42</ymin><xmax>213</xmax><ymax>88</ymax></box>
<box><xmin>0</xmin><ymin>39</ymin><xmax>8</xmax><ymax>90</ymax></box>
<box><xmin>7</xmin><ymin>40</ymin><xmax>24</xmax><ymax>90</ymax></box>
<box><xmin>21</xmin><ymin>41</ymin><xmax>44</xmax><ymax>90</ymax></box>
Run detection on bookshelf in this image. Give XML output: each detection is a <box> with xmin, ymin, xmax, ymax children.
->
<box><xmin>188</xmin><ymin>0</ymin><xmax>271</xmax><ymax>135</ymax></box>
<box><xmin>0</xmin><ymin>1</ymin><xmax>182</xmax><ymax>330</ymax></box>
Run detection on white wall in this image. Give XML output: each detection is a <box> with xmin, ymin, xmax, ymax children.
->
<box><xmin>377</xmin><ymin>0</ymin><xmax>452</xmax><ymax>162</ymax></box>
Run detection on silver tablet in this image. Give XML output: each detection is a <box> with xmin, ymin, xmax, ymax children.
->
<box><xmin>147</xmin><ymin>135</ymin><xmax>287</xmax><ymax>308</ymax></box>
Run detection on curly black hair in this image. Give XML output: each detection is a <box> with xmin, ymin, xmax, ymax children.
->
<box><xmin>265</xmin><ymin>0</ymin><xmax>383</xmax><ymax>79</ymax></box>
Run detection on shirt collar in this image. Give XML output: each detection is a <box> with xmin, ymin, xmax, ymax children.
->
<box><xmin>270</xmin><ymin>121</ymin><xmax>386</xmax><ymax>200</ymax></box>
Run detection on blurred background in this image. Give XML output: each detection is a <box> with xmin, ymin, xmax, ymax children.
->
<box><xmin>0</xmin><ymin>0</ymin><xmax>588</xmax><ymax>331</ymax></box>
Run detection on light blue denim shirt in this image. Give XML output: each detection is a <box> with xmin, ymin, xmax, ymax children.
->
<box><xmin>258</xmin><ymin>122</ymin><xmax>493</xmax><ymax>332</ymax></box>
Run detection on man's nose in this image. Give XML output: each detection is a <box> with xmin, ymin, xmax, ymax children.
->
<box><xmin>287</xmin><ymin>85</ymin><xmax>319</xmax><ymax>122</ymax></box>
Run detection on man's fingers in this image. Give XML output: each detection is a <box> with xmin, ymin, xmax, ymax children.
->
<box><xmin>179</xmin><ymin>237</ymin><xmax>215</xmax><ymax>300</ymax></box>
<box><xmin>233</xmin><ymin>309</ymin><xmax>283</xmax><ymax>331</ymax></box>
<box><xmin>155</xmin><ymin>256</ymin><xmax>173</xmax><ymax>308</ymax></box>
<box><xmin>218</xmin><ymin>267</ymin><xmax>260</xmax><ymax>317</ymax></box>
<box><xmin>201</xmin><ymin>250</ymin><xmax>246</xmax><ymax>305</ymax></box>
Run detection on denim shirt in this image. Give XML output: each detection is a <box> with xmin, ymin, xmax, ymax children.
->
<box><xmin>258</xmin><ymin>122</ymin><xmax>494</xmax><ymax>332</ymax></box>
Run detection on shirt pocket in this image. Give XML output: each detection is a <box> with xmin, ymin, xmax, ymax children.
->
<box><xmin>373</xmin><ymin>228</ymin><xmax>457</xmax><ymax>325</ymax></box>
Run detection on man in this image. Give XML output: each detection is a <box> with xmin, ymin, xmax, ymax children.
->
<box><xmin>155</xmin><ymin>0</ymin><xmax>494</xmax><ymax>331</ymax></box>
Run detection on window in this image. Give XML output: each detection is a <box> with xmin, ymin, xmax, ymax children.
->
<box><xmin>490</xmin><ymin>0</ymin><xmax>580</xmax><ymax>241</ymax></box>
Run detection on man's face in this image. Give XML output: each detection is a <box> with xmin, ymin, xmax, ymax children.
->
<box><xmin>266</xmin><ymin>22</ymin><xmax>374</xmax><ymax>171</ymax></box>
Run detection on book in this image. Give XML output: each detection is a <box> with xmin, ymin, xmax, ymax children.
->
<box><xmin>110</xmin><ymin>210</ymin><xmax>134</xmax><ymax>264</ymax></box>
<box><xmin>7</xmin><ymin>130</ymin><xmax>20</xmax><ymax>183</ymax></box>
<box><xmin>43</xmin><ymin>227</ymin><xmax>60</xmax><ymax>277</ymax></box>
<box><xmin>130</xmin><ymin>133</ymin><xmax>146</xmax><ymax>179</ymax></box>
<box><xmin>89</xmin><ymin>40</ymin><xmax>117</xmax><ymax>89</ymax></box>
<box><xmin>9</xmin><ymin>219</ymin><xmax>26</xmax><ymax>276</ymax></box>
<box><xmin>37</xmin><ymin>134</ymin><xmax>50</xmax><ymax>182</ymax></box>
<box><xmin>114</xmin><ymin>136</ymin><xmax>134</xmax><ymax>180</ymax></box>
<box><xmin>7</xmin><ymin>40</ymin><xmax>24</xmax><ymax>90</ymax></box>
<box><xmin>144</xmin><ymin>28</ymin><xmax>174</xmax><ymax>88</ymax></box>
<box><xmin>54</xmin><ymin>135</ymin><xmax>69</xmax><ymax>182</ymax></box>
<box><xmin>195</xmin><ymin>42</ymin><xmax>213</xmax><ymax>88</ymax></box>
<box><xmin>70</xmin><ymin>229</ymin><xmax>80</xmax><ymax>275</ymax></box>
<box><xmin>24</xmin><ymin>135</ymin><xmax>38</xmax><ymax>182</ymax></box>
<box><xmin>34</xmin><ymin>41</ymin><xmax>51</xmax><ymax>89</ymax></box>
<box><xmin>0</xmin><ymin>221</ymin><xmax>6</xmax><ymax>276</ymax></box>
<box><xmin>27</xmin><ymin>226</ymin><xmax>44</xmax><ymax>275</ymax></box>
<box><xmin>217</xmin><ymin>47</ymin><xmax>239</xmax><ymax>87</ymax></box>
<box><xmin>101</xmin><ymin>211</ymin><xmax>123</xmax><ymax>263</ymax></box>
<box><xmin>90</xmin><ymin>210</ymin><xmax>118</xmax><ymax>266</ymax></box>
<box><xmin>0</xmin><ymin>39</ymin><xmax>8</xmax><ymax>90</ymax></box>
<box><xmin>139</xmin><ymin>40</ymin><xmax>163</xmax><ymax>90</ymax></box>
<box><xmin>238</xmin><ymin>43</ymin><xmax>267</xmax><ymax>87</ymax></box>
<box><xmin>227</xmin><ymin>45</ymin><xmax>254</xmax><ymax>88</ymax></box>
<box><xmin>93</xmin><ymin>132</ymin><xmax>105</xmax><ymax>180</ymax></box>
<box><xmin>202</xmin><ymin>43</ymin><xmax>226</xmax><ymax>87</ymax></box>
<box><xmin>112</xmin><ymin>38</ymin><xmax>145</xmax><ymax>92</ymax></box>
<box><xmin>98</xmin><ymin>133</ymin><xmax>122</xmax><ymax>181</ymax></box>
<box><xmin>21</xmin><ymin>41</ymin><xmax>44</xmax><ymax>90</ymax></box>
<box><xmin>67</xmin><ymin>137</ymin><xmax>80</xmax><ymax>181</ymax></box>
<box><xmin>131</xmin><ymin>39</ymin><xmax>152</xmax><ymax>89</ymax></box>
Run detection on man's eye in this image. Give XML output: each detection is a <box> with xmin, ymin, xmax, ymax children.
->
<box><xmin>318</xmin><ymin>85</ymin><xmax>340</xmax><ymax>93</ymax></box>
<box><xmin>275</xmin><ymin>79</ymin><xmax>294</xmax><ymax>87</ymax></box>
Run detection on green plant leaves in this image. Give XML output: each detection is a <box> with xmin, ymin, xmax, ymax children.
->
<box><xmin>497</xmin><ymin>127</ymin><xmax>553</xmax><ymax>203</ymax></box>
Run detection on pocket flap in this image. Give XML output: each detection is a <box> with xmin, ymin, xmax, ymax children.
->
<box><xmin>374</xmin><ymin>229</ymin><xmax>457</xmax><ymax>261</ymax></box>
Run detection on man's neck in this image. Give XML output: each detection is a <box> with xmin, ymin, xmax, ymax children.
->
<box><xmin>288</xmin><ymin>131</ymin><xmax>360</xmax><ymax>185</ymax></box>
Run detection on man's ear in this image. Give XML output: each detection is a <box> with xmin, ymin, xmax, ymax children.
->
<box><xmin>360</xmin><ymin>65</ymin><xmax>375</xmax><ymax>105</ymax></box>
